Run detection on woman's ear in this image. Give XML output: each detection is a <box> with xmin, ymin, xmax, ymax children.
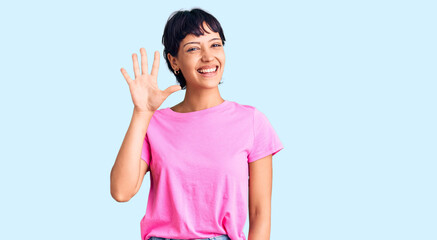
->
<box><xmin>167</xmin><ymin>53</ymin><xmax>179</xmax><ymax>70</ymax></box>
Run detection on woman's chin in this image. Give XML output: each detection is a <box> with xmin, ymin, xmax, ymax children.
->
<box><xmin>188</xmin><ymin>79</ymin><xmax>222</xmax><ymax>89</ymax></box>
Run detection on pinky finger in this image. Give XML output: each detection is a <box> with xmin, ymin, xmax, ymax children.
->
<box><xmin>121</xmin><ymin>68</ymin><xmax>133</xmax><ymax>85</ymax></box>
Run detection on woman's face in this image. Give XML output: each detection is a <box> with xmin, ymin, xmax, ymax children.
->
<box><xmin>168</xmin><ymin>22</ymin><xmax>225</xmax><ymax>89</ymax></box>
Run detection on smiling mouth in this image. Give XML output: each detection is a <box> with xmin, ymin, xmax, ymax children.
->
<box><xmin>197</xmin><ymin>66</ymin><xmax>218</xmax><ymax>74</ymax></box>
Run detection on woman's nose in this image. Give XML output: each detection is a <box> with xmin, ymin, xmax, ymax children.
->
<box><xmin>201</xmin><ymin>48</ymin><xmax>214</xmax><ymax>62</ymax></box>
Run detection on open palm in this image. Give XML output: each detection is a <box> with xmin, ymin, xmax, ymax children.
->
<box><xmin>120</xmin><ymin>48</ymin><xmax>181</xmax><ymax>113</ymax></box>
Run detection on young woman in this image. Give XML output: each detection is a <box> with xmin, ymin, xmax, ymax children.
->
<box><xmin>110</xmin><ymin>8</ymin><xmax>284</xmax><ymax>240</ymax></box>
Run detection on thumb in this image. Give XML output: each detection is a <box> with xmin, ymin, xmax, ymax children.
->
<box><xmin>163</xmin><ymin>85</ymin><xmax>182</xmax><ymax>97</ymax></box>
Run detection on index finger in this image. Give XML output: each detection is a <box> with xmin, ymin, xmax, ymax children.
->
<box><xmin>150</xmin><ymin>51</ymin><xmax>160</xmax><ymax>76</ymax></box>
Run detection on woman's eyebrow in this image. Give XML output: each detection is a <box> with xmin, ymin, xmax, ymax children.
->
<box><xmin>183</xmin><ymin>38</ymin><xmax>221</xmax><ymax>47</ymax></box>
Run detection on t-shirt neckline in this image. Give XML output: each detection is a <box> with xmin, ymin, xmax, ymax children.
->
<box><xmin>164</xmin><ymin>100</ymin><xmax>230</xmax><ymax>118</ymax></box>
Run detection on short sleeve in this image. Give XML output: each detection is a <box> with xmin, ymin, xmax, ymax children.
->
<box><xmin>141</xmin><ymin>132</ymin><xmax>151</xmax><ymax>165</ymax></box>
<box><xmin>247</xmin><ymin>108</ymin><xmax>284</xmax><ymax>163</ymax></box>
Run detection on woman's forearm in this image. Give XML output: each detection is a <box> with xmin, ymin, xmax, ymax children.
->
<box><xmin>248</xmin><ymin>212</ymin><xmax>271</xmax><ymax>240</ymax></box>
<box><xmin>110</xmin><ymin>108</ymin><xmax>154</xmax><ymax>202</ymax></box>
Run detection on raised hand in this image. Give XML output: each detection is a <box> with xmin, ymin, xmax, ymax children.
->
<box><xmin>120</xmin><ymin>48</ymin><xmax>181</xmax><ymax>113</ymax></box>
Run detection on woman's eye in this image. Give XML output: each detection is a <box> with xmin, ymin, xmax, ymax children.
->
<box><xmin>187</xmin><ymin>44</ymin><xmax>221</xmax><ymax>52</ymax></box>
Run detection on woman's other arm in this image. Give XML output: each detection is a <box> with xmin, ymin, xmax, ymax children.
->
<box><xmin>248</xmin><ymin>154</ymin><xmax>273</xmax><ymax>240</ymax></box>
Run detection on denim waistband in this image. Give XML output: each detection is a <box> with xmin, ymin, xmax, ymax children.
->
<box><xmin>148</xmin><ymin>234</ymin><xmax>230</xmax><ymax>240</ymax></box>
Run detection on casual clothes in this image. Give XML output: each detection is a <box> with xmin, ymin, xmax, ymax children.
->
<box><xmin>140</xmin><ymin>100</ymin><xmax>284</xmax><ymax>240</ymax></box>
<box><xmin>148</xmin><ymin>233</ymin><xmax>230</xmax><ymax>240</ymax></box>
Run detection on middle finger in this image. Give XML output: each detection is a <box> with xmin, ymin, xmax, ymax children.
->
<box><xmin>140</xmin><ymin>48</ymin><xmax>148</xmax><ymax>75</ymax></box>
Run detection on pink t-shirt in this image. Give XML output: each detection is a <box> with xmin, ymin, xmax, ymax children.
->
<box><xmin>140</xmin><ymin>100</ymin><xmax>283</xmax><ymax>240</ymax></box>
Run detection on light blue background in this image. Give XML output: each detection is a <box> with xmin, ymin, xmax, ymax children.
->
<box><xmin>1</xmin><ymin>0</ymin><xmax>436</xmax><ymax>239</ymax></box>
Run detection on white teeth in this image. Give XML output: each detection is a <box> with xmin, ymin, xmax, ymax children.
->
<box><xmin>198</xmin><ymin>67</ymin><xmax>217</xmax><ymax>73</ymax></box>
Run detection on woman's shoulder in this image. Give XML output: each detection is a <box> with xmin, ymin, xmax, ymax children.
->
<box><xmin>227</xmin><ymin>99</ymin><xmax>258</xmax><ymax>113</ymax></box>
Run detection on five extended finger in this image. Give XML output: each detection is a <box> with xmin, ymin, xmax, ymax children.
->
<box><xmin>150</xmin><ymin>51</ymin><xmax>160</xmax><ymax>76</ymax></box>
<box><xmin>140</xmin><ymin>48</ymin><xmax>148</xmax><ymax>75</ymax></box>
